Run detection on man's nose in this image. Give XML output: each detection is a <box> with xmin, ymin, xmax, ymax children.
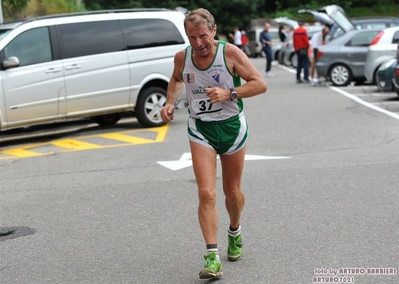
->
<box><xmin>193</xmin><ymin>38</ymin><xmax>202</xmax><ymax>46</ymax></box>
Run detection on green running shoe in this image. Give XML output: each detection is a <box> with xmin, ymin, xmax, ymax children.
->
<box><xmin>199</xmin><ymin>252</ymin><xmax>223</xmax><ymax>279</ymax></box>
<box><xmin>227</xmin><ymin>234</ymin><xmax>243</xmax><ymax>261</ymax></box>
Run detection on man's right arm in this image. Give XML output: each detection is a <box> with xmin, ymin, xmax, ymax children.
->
<box><xmin>160</xmin><ymin>50</ymin><xmax>185</xmax><ymax>122</ymax></box>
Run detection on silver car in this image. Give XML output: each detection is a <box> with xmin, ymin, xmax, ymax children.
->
<box><xmin>280</xmin><ymin>5</ymin><xmax>354</xmax><ymax>68</ymax></box>
<box><xmin>364</xmin><ymin>26</ymin><xmax>399</xmax><ymax>84</ymax></box>
<box><xmin>316</xmin><ymin>29</ymin><xmax>381</xmax><ymax>86</ymax></box>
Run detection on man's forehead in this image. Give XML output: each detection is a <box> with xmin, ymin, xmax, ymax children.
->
<box><xmin>186</xmin><ymin>22</ymin><xmax>212</xmax><ymax>33</ymax></box>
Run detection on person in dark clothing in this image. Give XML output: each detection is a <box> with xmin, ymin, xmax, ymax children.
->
<box><xmin>293</xmin><ymin>20</ymin><xmax>310</xmax><ymax>83</ymax></box>
<box><xmin>278</xmin><ymin>25</ymin><xmax>287</xmax><ymax>43</ymax></box>
<box><xmin>259</xmin><ymin>22</ymin><xmax>274</xmax><ymax>77</ymax></box>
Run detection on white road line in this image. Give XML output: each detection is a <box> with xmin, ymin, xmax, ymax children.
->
<box><xmin>278</xmin><ymin>65</ymin><xmax>399</xmax><ymax>121</ymax></box>
<box><xmin>330</xmin><ymin>86</ymin><xmax>399</xmax><ymax>120</ymax></box>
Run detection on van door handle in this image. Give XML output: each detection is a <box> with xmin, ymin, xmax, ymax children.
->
<box><xmin>46</xmin><ymin>68</ymin><xmax>61</xmax><ymax>73</ymax></box>
<box><xmin>65</xmin><ymin>64</ymin><xmax>81</xmax><ymax>70</ymax></box>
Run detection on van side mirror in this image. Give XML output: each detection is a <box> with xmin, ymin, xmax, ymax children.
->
<box><xmin>2</xmin><ymin>56</ymin><xmax>20</xmax><ymax>69</ymax></box>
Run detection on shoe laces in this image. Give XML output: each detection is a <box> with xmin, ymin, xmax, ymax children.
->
<box><xmin>229</xmin><ymin>235</ymin><xmax>242</xmax><ymax>251</ymax></box>
<box><xmin>204</xmin><ymin>252</ymin><xmax>219</xmax><ymax>269</ymax></box>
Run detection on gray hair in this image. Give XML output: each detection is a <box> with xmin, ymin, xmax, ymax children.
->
<box><xmin>184</xmin><ymin>8</ymin><xmax>216</xmax><ymax>32</ymax></box>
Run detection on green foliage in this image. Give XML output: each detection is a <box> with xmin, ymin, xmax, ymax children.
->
<box><xmin>2</xmin><ymin>0</ymin><xmax>29</xmax><ymax>21</ymax></box>
<box><xmin>2</xmin><ymin>0</ymin><xmax>398</xmax><ymax>30</ymax></box>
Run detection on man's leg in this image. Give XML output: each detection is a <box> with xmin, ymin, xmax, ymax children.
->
<box><xmin>304</xmin><ymin>56</ymin><xmax>310</xmax><ymax>81</ymax></box>
<box><xmin>190</xmin><ymin>141</ymin><xmax>218</xmax><ymax>244</ymax></box>
<box><xmin>266</xmin><ymin>49</ymin><xmax>272</xmax><ymax>72</ymax></box>
<box><xmin>309</xmin><ymin>56</ymin><xmax>315</xmax><ymax>79</ymax></box>
<box><xmin>263</xmin><ymin>48</ymin><xmax>268</xmax><ymax>72</ymax></box>
<box><xmin>296</xmin><ymin>52</ymin><xmax>302</xmax><ymax>81</ymax></box>
<box><xmin>220</xmin><ymin>146</ymin><xmax>246</xmax><ymax>261</ymax></box>
<box><xmin>190</xmin><ymin>141</ymin><xmax>223</xmax><ymax>279</ymax></box>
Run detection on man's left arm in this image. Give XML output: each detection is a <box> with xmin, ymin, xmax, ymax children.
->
<box><xmin>227</xmin><ymin>44</ymin><xmax>267</xmax><ymax>99</ymax></box>
<box><xmin>205</xmin><ymin>44</ymin><xmax>267</xmax><ymax>104</ymax></box>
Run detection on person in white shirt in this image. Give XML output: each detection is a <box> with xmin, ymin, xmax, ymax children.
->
<box><xmin>228</xmin><ymin>26</ymin><xmax>242</xmax><ymax>49</ymax></box>
<box><xmin>309</xmin><ymin>26</ymin><xmax>329</xmax><ymax>85</ymax></box>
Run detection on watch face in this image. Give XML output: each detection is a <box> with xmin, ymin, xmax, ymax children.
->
<box><xmin>230</xmin><ymin>88</ymin><xmax>237</xmax><ymax>100</ymax></box>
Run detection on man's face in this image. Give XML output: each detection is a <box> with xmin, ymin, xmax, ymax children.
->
<box><xmin>186</xmin><ymin>22</ymin><xmax>215</xmax><ymax>57</ymax></box>
<box><xmin>264</xmin><ymin>23</ymin><xmax>270</xmax><ymax>30</ymax></box>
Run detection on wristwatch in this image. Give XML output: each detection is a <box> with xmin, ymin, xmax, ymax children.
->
<box><xmin>230</xmin><ymin>88</ymin><xmax>238</xmax><ymax>101</ymax></box>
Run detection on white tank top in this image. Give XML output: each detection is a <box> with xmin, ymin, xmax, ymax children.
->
<box><xmin>182</xmin><ymin>41</ymin><xmax>243</xmax><ymax>122</ymax></box>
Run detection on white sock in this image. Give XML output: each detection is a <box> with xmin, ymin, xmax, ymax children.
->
<box><xmin>228</xmin><ymin>225</ymin><xmax>241</xmax><ymax>237</ymax></box>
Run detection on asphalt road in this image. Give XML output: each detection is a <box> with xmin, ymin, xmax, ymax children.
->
<box><xmin>1</xmin><ymin>58</ymin><xmax>398</xmax><ymax>284</ymax></box>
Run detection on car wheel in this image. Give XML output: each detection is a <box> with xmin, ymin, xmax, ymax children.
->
<box><xmin>395</xmin><ymin>85</ymin><xmax>399</xmax><ymax>97</ymax></box>
<box><xmin>92</xmin><ymin>113</ymin><xmax>121</xmax><ymax>126</ymax></box>
<box><xmin>283</xmin><ymin>53</ymin><xmax>291</xmax><ymax>66</ymax></box>
<box><xmin>329</xmin><ymin>64</ymin><xmax>352</xmax><ymax>86</ymax></box>
<box><xmin>372</xmin><ymin>68</ymin><xmax>380</xmax><ymax>85</ymax></box>
<box><xmin>135</xmin><ymin>86</ymin><xmax>167</xmax><ymax>128</ymax></box>
<box><xmin>290</xmin><ymin>53</ymin><xmax>297</xmax><ymax>68</ymax></box>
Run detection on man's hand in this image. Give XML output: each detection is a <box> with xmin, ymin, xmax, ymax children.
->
<box><xmin>160</xmin><ymin>104</ymin><xmax>175</xmax><ymax>122</ymax></box>
<box><xmin>205</xmin><ymin>87</ymin><xmax>230</xmax><ymax>104</ymax></box>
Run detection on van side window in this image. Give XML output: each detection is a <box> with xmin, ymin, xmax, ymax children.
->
<box><xmin>59</xmin><ymin>21</ymin><xmax>125</xmax><ymax>58</ymax></box>
<box><xmin>5</xmin><ymin>27</ymin><xmax>52</xmax><ymax>66</ymax></box>
<box><xmin>121</xmin><ymin>19</ymin><xmax>185</xmax><ymax>49</ymax></box>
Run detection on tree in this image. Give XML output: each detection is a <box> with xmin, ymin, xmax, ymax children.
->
<box><xmin>83</xmin><ymin>0</ymin><xmax>262</xmax><ymax>38</ymax></box>
<box><xmin>2</xmin><ymin>0</ymin><xmax>29</xmax><ymax>20</ymax></box>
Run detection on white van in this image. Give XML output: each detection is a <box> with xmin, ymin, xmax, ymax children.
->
<box><xmin>0</xmin><ymin>9</ymin><xmax>189</xmax><ymax>131</ymax></box>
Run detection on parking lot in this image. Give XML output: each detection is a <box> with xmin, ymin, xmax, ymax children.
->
<box><xmin>1</xmin><ymin>56</ymin><xmax>398</xmax><ymax>284</ymax></box>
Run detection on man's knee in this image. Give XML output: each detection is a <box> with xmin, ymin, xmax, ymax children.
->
<box><xmin>198</xmin><ymin>187</ymin><xmax>216</xmax><ymax>203</ymax></box>
<box><xmin>224</xmin><ymin>186</ymin><xmax>243</xmax><ymax>198</ymax></box>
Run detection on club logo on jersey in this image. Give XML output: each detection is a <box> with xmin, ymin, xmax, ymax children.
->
<box><xmin>186</xmin><ymin>73</ymin><xmax>195</xmax><ymax>83</ymax></box>
<box><xmin>212</xmin><ymin>71</ymin><xmax>220</xmax><ymax>83</ymax></box>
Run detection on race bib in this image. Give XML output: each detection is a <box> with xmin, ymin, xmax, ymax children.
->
<box><xmin>192</xmin><ymin>98</ymin><xmax>223</xmax><ymax>119</ymax></box>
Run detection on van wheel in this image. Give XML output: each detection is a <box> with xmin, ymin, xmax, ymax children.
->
<box><xmin>329</xmin><ymin>64</ymin><xmax>352</xmax><ymax>86</ymax></box>
<box><xmin>92</xmin><ymin>113</ymin><xmax>121</xmax><ymax>126</ymax></box>
<box><xmin>136</xmin><ymin>86</ymin><xmax>167</xmax><ymax>128</ymax></box>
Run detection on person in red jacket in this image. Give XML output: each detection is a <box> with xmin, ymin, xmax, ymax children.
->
<box><xmin>293</xmin><ymin>20</ymin><xmax>310</xmax><ymax>83</ymax></box>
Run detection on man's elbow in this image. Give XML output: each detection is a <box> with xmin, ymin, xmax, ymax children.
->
<box><xmin>261</xmin><ymin>79</ymin><xmax>267</xmax><ymax>93</ymax></box>
<box><xmin>256</xmin><ymin>80</ymin><xmax>267</xmax><ymax>95</ymax></box>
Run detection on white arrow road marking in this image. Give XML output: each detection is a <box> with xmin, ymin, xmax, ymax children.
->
<box><xmin>157</xmin><ymin>152</ymin><xmax>291</xmax><ymax>171</ymax></box>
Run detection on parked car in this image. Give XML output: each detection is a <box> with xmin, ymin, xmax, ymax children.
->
<box><xmin>298</xmin><ymin>5</ymin><xmax>355</xmax><ymax>39</ymax></box>
<box><xmin>281</xmin><ymin>5</ymin><xmax>353</xmax><ymax>68</ymax></box>
<box><xmin>0</xmin><ymin>9</ymin><xmax>189</xmax><ymax>132</ymax></box>
<box><xmin>332</xmin><ymin>16</ymin><xmax>399</xmax><ymax>39</ymax></box>
<box><xmin>376</xmin><ymin>58</ymin><xmax>397</xmax><ymax>92</ymax></box>
<box><xmin>246</xmin><ymin>25</ymin><xmax>281</xmax><ymax>59</ymax></box>
<box><xmin>316</xmin><ymin>29</ymin><xmax>381</xmax><ymax>86</ymax></box>
<box><xmin>364</xmin><ymin>26</ymin><xmax>399</xmax><ymax>84</ymax></box>
<box><xmin>393</xmin><ymin>44</ymin><xmax>399</xmax><ymax>96</ymax></box>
